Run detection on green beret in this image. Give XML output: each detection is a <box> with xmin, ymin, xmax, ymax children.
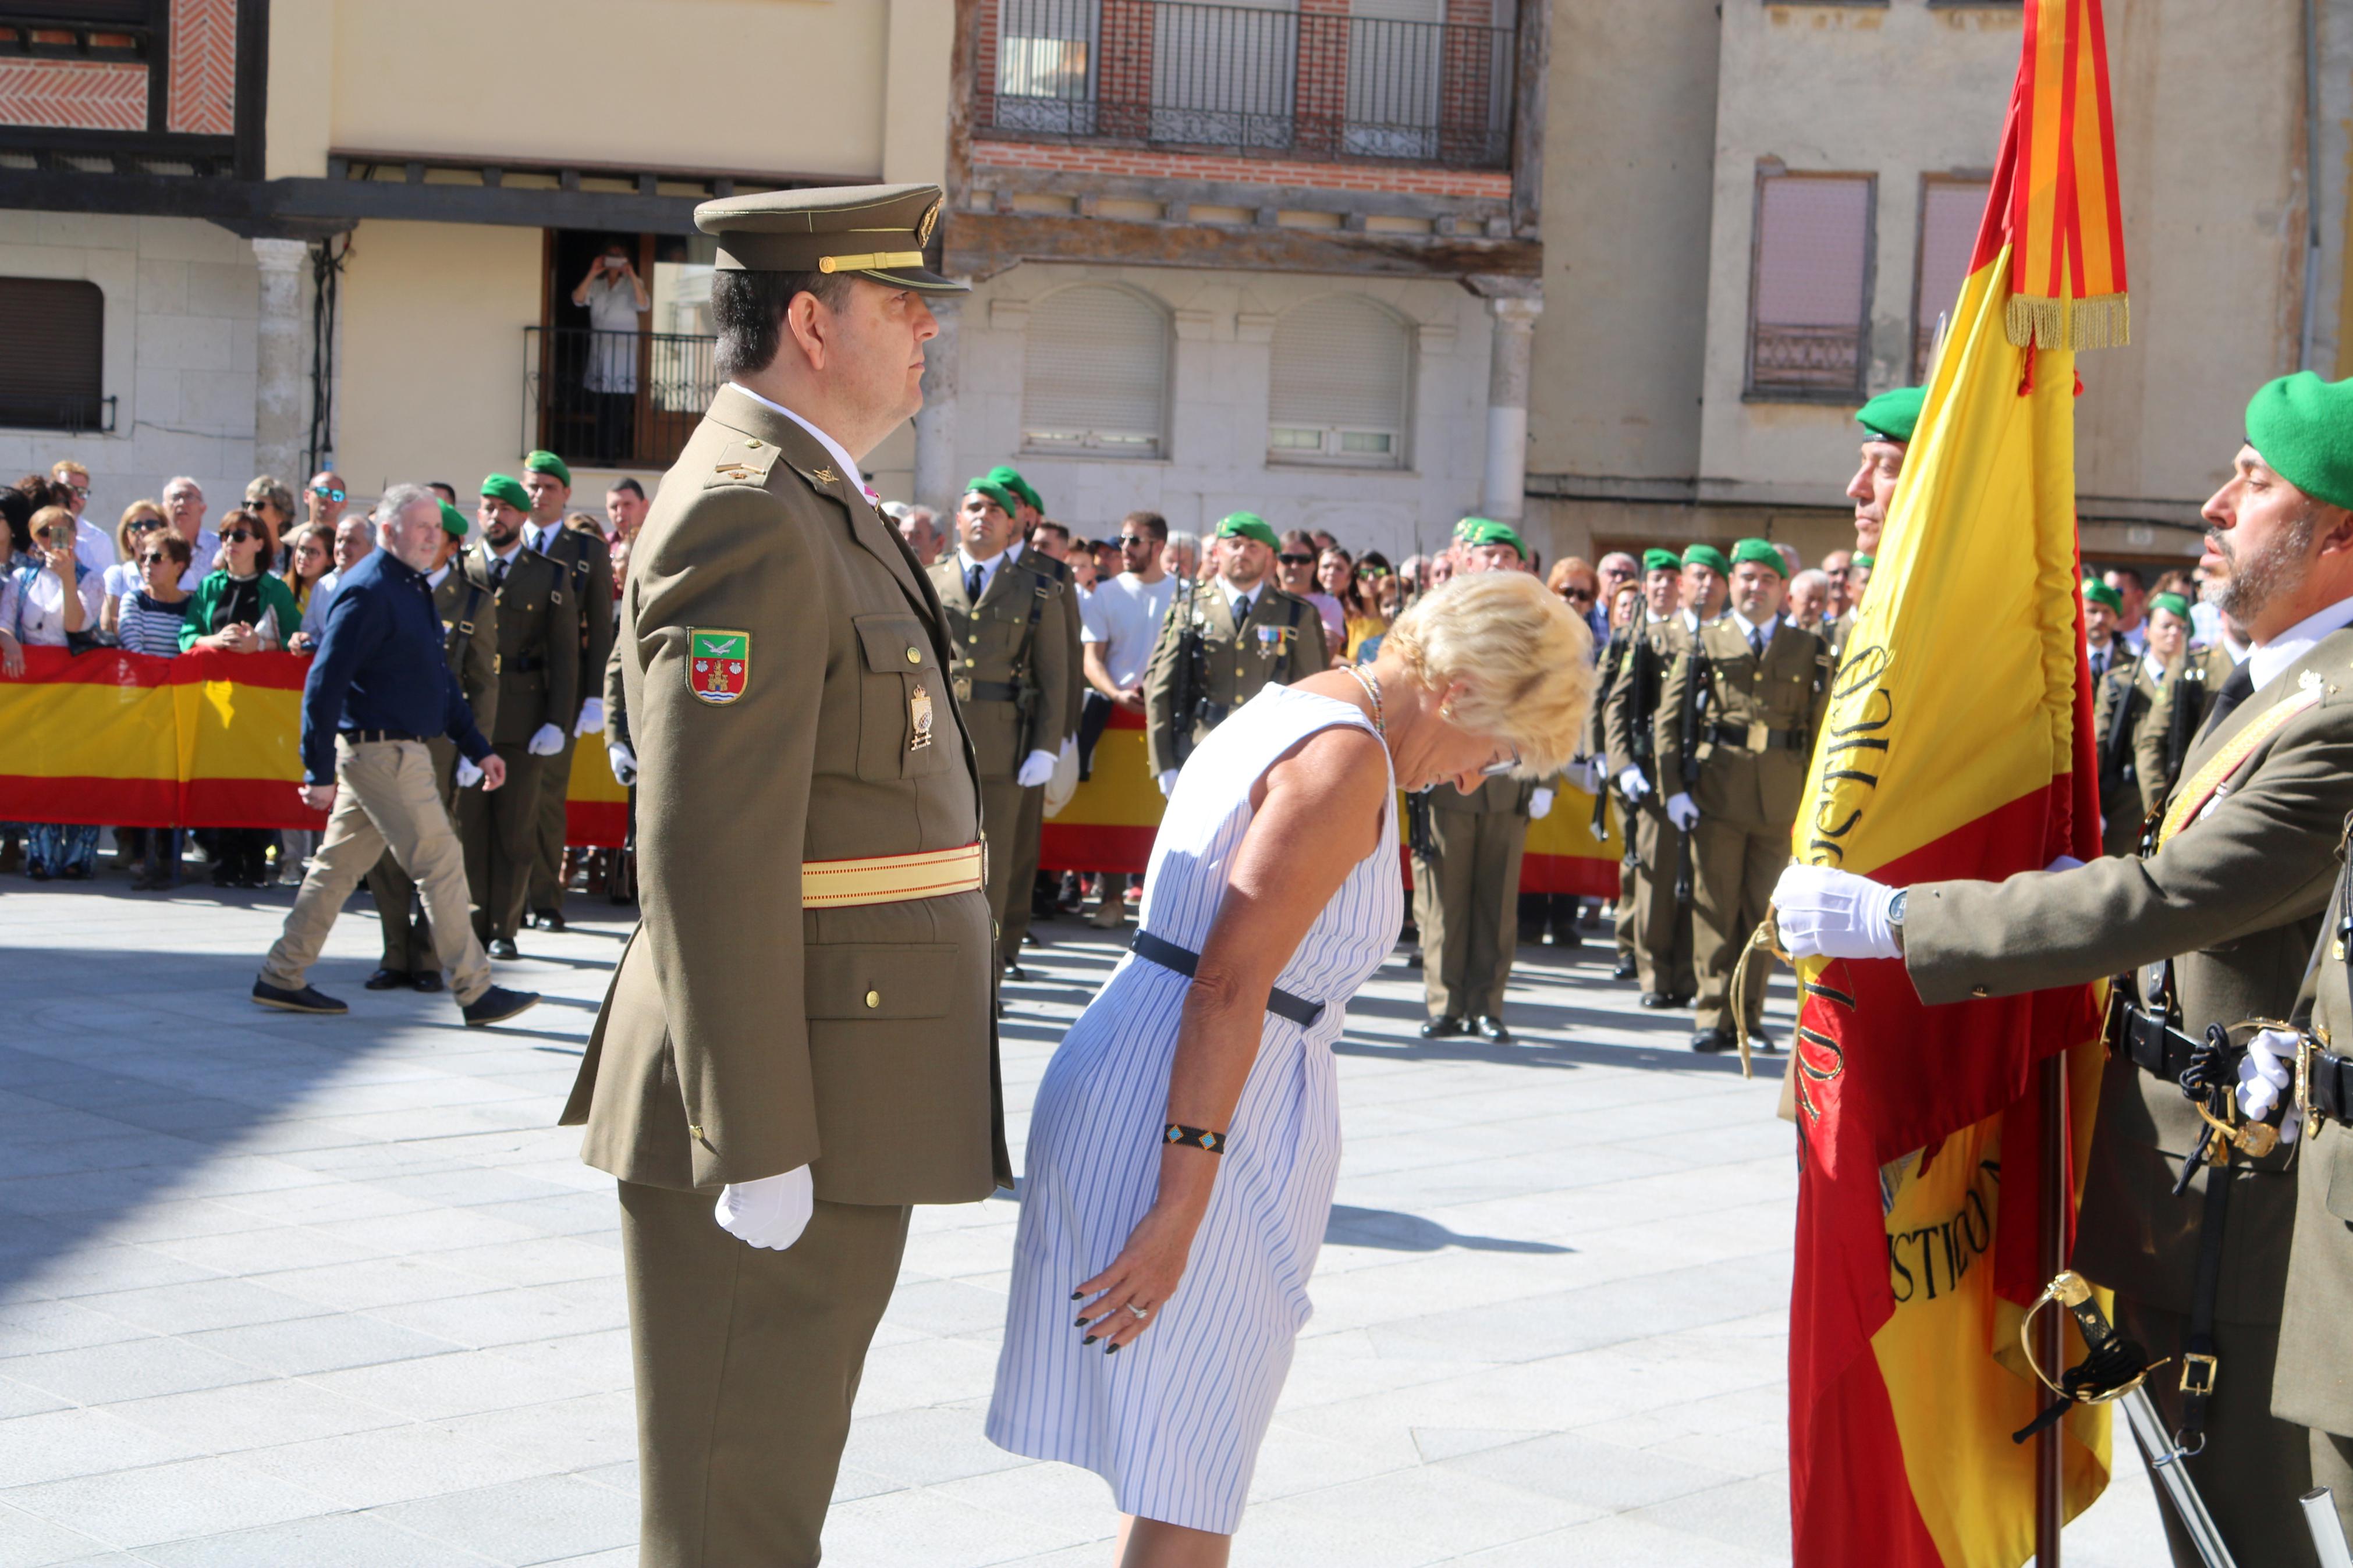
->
<box><xmin>1729</xmin><ymin>538</ymin><xmax>1786</xmax><ymax>577</ymax></box>
<box><xmin>1857</xmin><ymin>386</ymin><xmax>1926</xmax><ymax>445</ymax></box>
<box><xmin>1681</xmin><ymin>544</ymin><xmax>1730</xmax><ymax>575</ymax></box>
<box><xmin>1851</xmin><ymin>554</ymin><xmax>1876</xmax><ymax>570</ymax></box>
<box><xmin>1216</xmin><ymin>511</ymin><xmax>1280</xmax><ymax>549</ymax></box>
<box><xmin>1642</xmin><ymin>548</ymin><xmax>1681</xmax><ymax>574</ymax></box>
<box><xmin>962</xmin><ymin>477</ymin><xmax>1020</xmax><ymax>516</ymax></box>
<box><xmin>524</xmin><ymin>450</ymin><xmax>572</xmax><ymax>486</ymax></box>
<box><xmin>480</xmin><ymin>474</ymin><xmax>530</xmax><ymax>511</ymax></box>
<box><xmin>2081</xmin><ymin>579</ymin><xmax>2124</xmax><ymax>613</ymax></box>
<box><xmin>436</xmin><ymin>502</ymin><xmax>469</xmax><ymax>539</ymax></box>
<box><xmin>2148</xmin><ymin>591</ymin><xmax>2192</xmax><ymax>621</ymax></box>
<box><xmin>984</xmin><ymin>464</ymin><xmax>1044</xmax><ymax>514</ymax></box>
<box><xmin>1470</xmin><ymin>520</ymin><xmax>1527</xmax><ymax>559</ymax></box>
<box><xmin>2246</xmin><ymin>372</ymin><xmax>2353</xmax><ymax>511</ymax></box>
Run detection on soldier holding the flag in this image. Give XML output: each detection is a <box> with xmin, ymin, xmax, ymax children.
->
<box><xmin>1777</xmin><ymin>372</ymin><xmax>2353</xmax><ymax>1567</ymax></box>
<box><xmin>1834</xmin><ymin>387</ymin><xmax>1922</xmax><ymax>654</ymax></box>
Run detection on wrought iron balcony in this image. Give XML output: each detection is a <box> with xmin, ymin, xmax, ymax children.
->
<box><xmin>1746</xmin><ymin>323</ymin><xmax>1865</xmax><ymax>401</ymax></box>
<box><xmin>979</xmin><ymin>0</ymin><xmax>1516</xmax><ymax>170</ymax></box>
<box><xmin>524</xmin><ymin>327</ymin><xmax>718</xmax><ymax>471</ymax></box>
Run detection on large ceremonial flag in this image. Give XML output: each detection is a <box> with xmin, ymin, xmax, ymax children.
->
<box><xmin>1784</xmin><ymin>1</ymin><xmax>2125</xmax><ymax>1562</ymax></box>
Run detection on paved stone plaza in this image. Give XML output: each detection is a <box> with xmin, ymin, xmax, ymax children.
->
<box><xmin>0</xmin><ymin>881</ymin><xmax>2169</xmax><ymax>1565</ymax></box>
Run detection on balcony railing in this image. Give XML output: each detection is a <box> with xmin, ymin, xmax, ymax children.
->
<box><xmin>1746</xmin><ymin>323</ymin><xmax>1865</xmax><ymax>401</ymax></box>
<box><xmin>980</xmin><ymin>0</ymin><xmax>1515</xmax><ymax>169</ymax></box>
<box><xmin>524</xmin><ymin>326</ymin><xmax>718</xmax><ymax>471</ymax></box>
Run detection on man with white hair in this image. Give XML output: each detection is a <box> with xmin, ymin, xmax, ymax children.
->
<box><xmin>254</xmin><ymin>484</ymin><xmax>539</xmax><ymax>1027</ymax></box>
<box><xmin>162</xmin><ymin>476</ymin><xmax>217</xmax><ymax>588</ymax></box>
<box><xmin>1786</xmin><ymin>568</ymin><xmax>1833</xmax><ymax>632</ymax></box>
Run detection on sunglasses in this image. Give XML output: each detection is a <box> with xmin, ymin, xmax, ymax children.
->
<box><xmin>1358</xmin><ymin>566</ymin><xmax>1391</xmax><ymax>579</ymax></box>
<box><xmin>139</xmin><ymin>553</ymin><xmax>170</xmax><ymax>566</ymax></box>
<box><xmin>65</xmin><ymin>483</ymin><xmax>90</xmax><ymax>497</ymax></box>
<box><xmin>1117</xmin><ymin>534</ymin><xmax>1151</xmax><ymax>546</ymax></box>
<box><xmin>128</xmin><ymin>518</ymin><xmax>161</xmax><ymax>532</ymax></box>
<box><xmin>222</xmin><ymin>529</ymin><xmax>257</xmax><ymax>543</ymax></box>
<box><xmin>1480</xmin><ymin>752</ymin><xmax>1522</xmax><ymax>778</ymax></box>
<box><xmin>36</xmin><ymin>530</ymin><xmax>70</xmax><ymax>545</ymax></box>
<box><xmin>1277</xmin><ymin>553</ymin><xmax>1315</xmax><ymax>566</ymax></box>
<box><xmin>311</xmin><ymin>486</ymin><xmax>345</xmax><ymax>502</ymax></box>
<box><xmin>1561</xmin><ymin>588</ymin><xmax>1595</xmax><ymax>603</ymax></box>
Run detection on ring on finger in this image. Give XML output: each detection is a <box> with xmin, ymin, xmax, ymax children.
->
<box><xmin>1126</xmin><ymin>1303</ymin><xmax>1151</xmax><ymax>1320</ymax></box>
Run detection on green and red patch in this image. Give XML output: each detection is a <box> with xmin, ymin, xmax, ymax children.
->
<box><xmin>687</xmin><ymin>629</ymin><xmax>751</xmax><ymax>705</ymax></box>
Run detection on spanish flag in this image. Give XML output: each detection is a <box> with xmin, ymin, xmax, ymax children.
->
<box><xmin>1785</xmin><ymin>1</ymin><xmax>2124</xmax><ymax>1561</ymax></box>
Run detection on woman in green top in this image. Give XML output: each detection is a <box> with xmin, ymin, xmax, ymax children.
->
<box><xmin>181</xmin><ymin>507</ymin><xmax>304</xmax><ymax>888</ymax></box>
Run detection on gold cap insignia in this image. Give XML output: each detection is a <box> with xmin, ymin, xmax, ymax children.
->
<box><xmin>917</xmin><ymin>198</ymin><xmax>941</xmax><ymax>248</ymax></box>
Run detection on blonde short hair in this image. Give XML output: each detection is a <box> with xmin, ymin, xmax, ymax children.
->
<box><xmin>1384</xmin><ymin>570</ymin><xmax>1595</xmax><ymax>776</ymax></box>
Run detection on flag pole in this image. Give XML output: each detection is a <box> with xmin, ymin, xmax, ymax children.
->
<box><xmin>2036</xmin><ymin>1052</ymin><xmax>2068</xmax><ymax>1563</ymax></box>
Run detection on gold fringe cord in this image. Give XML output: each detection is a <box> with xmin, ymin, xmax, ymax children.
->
<box><xmin>1729</xmin><ymin>909</ymin><xmax>1791</xmax><ymax>1082</ymax></box>
<box><xmin>2004</xmin><ymin>291</ymin><xmax>2131</xmax><ymax>351</ymax></box>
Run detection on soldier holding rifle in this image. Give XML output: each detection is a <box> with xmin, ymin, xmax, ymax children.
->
<box><xmin>1776</xmin><ymin>373</ymin><xmax>2353</xmax><ymax>1568</ymax></box>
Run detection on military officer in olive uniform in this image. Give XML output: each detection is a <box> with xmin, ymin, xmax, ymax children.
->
<box><xmin>517</xmin><ymin>450</ymin><xmax>615</xmax><ymax>931</ymax></box>
<box><xmin>365</xmin><ymin>500</ymin><xmax>498</xmax><ymax>990</ymax></box>
<box><xmin>1656</xmin><ymin>538</ymin><xmax>1830</xmax><ymax>1053</ymax></box>
<box><xmin>1142</xmin><ymin>510</ymin><xmax>1328</xmax><ymax>786</ymax></box>
<box><xmin>1605</xmin><ymin>547</ymin><xmax>1702</xmax><ymax>1007</ymax></box>
<box><xmin>459</xmin><ymin>474</ymin><xmax>579</xmax><ymax>959</ymax></box>
<box><xmin>929</xmin><ymin>474</ymin><xmax>1070</xmax><ymax>974</ymax></box>
<box><xmin>1778</xmin><ymin>372</ymin><xmax>2353</xmax><ymax>1568</ymax></box>
<box><xmin>2137</xmin><ymin>620</ymin><xmax>2248</xmax><ymax>810</ymax></box>
<box><xmin>981</xmin><ymin>465</ymin><xmax>1082</xmax><ymax>958</ymax></box>
<box><xmin>1412</xmin><ymin>519</ymin><xmax>1555</xmax><ymax>1041</ymax></box>
<box><xmin>1828</xmin><ymin>388</ymin><xmax>1922</xmax><ymax>656</ymax></box>
<box><xmin>1584</xmin><ymin>592</ymin><xmax>1639</xmax><ymax>980</ymax></box>
<box><xmin>559</xmin><ymin>183</ymin><xmax>1002</xmax><ymax>1568</ymax></box>
<box><xmin>2085</xmin><ymin>577</ymin><xmax>2155</xmax><ymax>859</ymax></box>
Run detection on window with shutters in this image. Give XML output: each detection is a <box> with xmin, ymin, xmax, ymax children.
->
<box><xmin>1913</xmin><ymin>175</ymin><xmax>1992</xmax><ymax>380</ymax></box>
<box><xmin>1266</xmin><ymin>294</ymin><xmax>1411</xmax><ymax>467</ymax></box>
<box><xmin>1021</xmin><ymin>285</ymin><xmax>1170</xmax><ymax>457</ymax></box>
<box><xmin>0</xmin><ymin>278</ymin><xmax>107</xmax><ymax>432</ymax></box>
<box><xmin>1744</xmin><ymin>169</ymin><xmax>1876</xmax><ymax>403</ymax></box>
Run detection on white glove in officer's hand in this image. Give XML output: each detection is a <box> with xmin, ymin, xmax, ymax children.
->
<box><xmin>2237</xmin><ymin>1026</ymin><xmax>2305</xmax><ymax>1144</ymax></box>
<box><xmin>1017</xmin><ymin>749</ymin><xmax>1057</xmax><ymax>788</ymax></box>
<box><xmin>574</xmin><ymin>698</ymin><xmax>605</xmax><ymax>737</ymax></box>
<box><xmin>715</xmin><ymin>1165</ymin><xmax>814</xmax><ymax>1250</ymax></box>
<box><xmin>1773</xmin><ymin>864</ymin><xmax>1901</xmax><ymax>961</ymax></box>
<box><xmin>1563</xmin><ymin>758</ymin><xmax>1598</xmax><ymax>794</ymax></box>
<box><xmin>1528</xmin><ymin>787</ymin><xmax>1555</xmax><ymax>821</ymax></box>
<box><xmin>607</xmin><ymin>742</ymin><xmax>638</xmax><ymax>787</ymax></box>
<box><xmin>2045</xmin><ymin>855</ymin><xmax>2085</xmax><ymax>873</ymax></box>
<box><xmin>527</xmin><ymin>722</ymin><xmax>565</xmax><ymax>757</ymax></box>
<box><xmin>453</xmin><ymin>757</ymin><xmax>484</xmax><ymax>789</ymax></box>
<box><xmin>1158</xmin><ymin>769</ymin><xmax>1180</xmax><ymax>798</ymax></box>
<box><xmin>1666</xmin><ymin>792</ymin><xmax>1700</xmax><ymax>832</ymax></box>
<box><xmin>1617</xmin><ymin>767</ymin><xmax>1651</xmax><ymax>802</ymax></box>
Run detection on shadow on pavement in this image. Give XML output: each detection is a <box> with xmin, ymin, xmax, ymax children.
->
<box><xmin>1325</xmin><ymin>1204</ymin><xmax>1573</xmax><ymax>1254</ymax></box>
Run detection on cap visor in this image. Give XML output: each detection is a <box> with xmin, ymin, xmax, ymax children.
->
<box><xmin>860</xmin><ymin>264</ymin><xmax>968</xmax><ymax>294</ymax></box>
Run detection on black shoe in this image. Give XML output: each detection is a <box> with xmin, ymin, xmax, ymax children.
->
<box><xmin>1639</xmin><ymin>992</ymin><xmax>1673</xmax><ymax>1008</ymax></box>
<box><xmin>410</xmin><ymin>970</ymin><xmax>445</xmax><ymax>994</ymax></box>
<box><xmin>1748</xmin><ymin>1029</ymin><xmax>1778</xmax><ymax>1053</ymax></box>
<box><xmin>1419</xmin><ymin>1016</ymin><xmax>1464</xmax><ymax>1039</ymax></box>
<box><xmin>1002</xmin><ymin>961</ymin><xmax>1027</xmax><ymax>982</ymax></box>
<box><xmin>1691</xmin><ymin>1029</ymin><xmax>1734</xmax><ymax>1054</ymax></box>
<box><xmin>490</xmin><ymin>938</ymin><xmax>520</xmax><ymax>960</ymax></box>
<box><xmin>364</xmin><ymin>968</ymin><xmax>411</xmax><ymax>991</ymax></box>
<box><xmin>251</xmin><ymin>978</ymin><xmax>348</xmax><ymax>1015</ymax></box>
<box><xmin>1550</xmin><ymin>927</ymin><xmax>1584</xmax><ymax>950</ymax></box>
<box><xmin>533</xmin><ymin>906</ymin><xmax>566</xmax><ymax>933</ymax></box>
<box><xmin>1611</xmin><ymin>956</ymin><xmax>1639</xmax><ymax>982</ymax></box>
<box><xmin>462</xmin><ymin>985</ymin><xmax>541</xmax><ymax>1027</ymax></box>
<box><xmin>1472</xmin><ymin>1015</ymin><xmax>1513</xmax><ymax>1043</ymax></box>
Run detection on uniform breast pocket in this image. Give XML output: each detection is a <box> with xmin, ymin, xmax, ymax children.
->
<box><xmin>852</xmin><ymin>613</ymin><xmax>949</xmax><ymax>780</ymax></box>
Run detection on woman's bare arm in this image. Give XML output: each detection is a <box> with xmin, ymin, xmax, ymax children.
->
<box><xmin>1076</xmin><ymin>720</ymin><xmax>1389</xmax><ymax>1349</ymax></box>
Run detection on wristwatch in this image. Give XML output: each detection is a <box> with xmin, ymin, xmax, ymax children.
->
<box><xmin>1887</xmin><ymin>888</ymin><xmax>1908</xmax><ymax>929</ymax></box>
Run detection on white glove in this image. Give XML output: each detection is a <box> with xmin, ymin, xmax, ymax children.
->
<box><xmin>1158</xmin><ymin>769</ymin><xmax>1180</xmax><ymax>798</ymax></box>
<box><xmin>527</xmin><ymin>722</ymin><xmax>565</xmax><ymax>757</ymax></box>
<box><xmin>1528</xmin><ymin>787</ymin><xmax>1555</xmax><ymax>820</ymax></box>
<box><xmin>1666</xmin><ymin>792</ymin><xmax>1699</xmax><ymax>832</ymax></box>
<box><xmin>453</xmin><ymin>757</ymin><xmax>484</xmax><ymax>789</ymax></box>
<box><xmin>2045</xmin><ymin>855</ymin><xmax>2085</xmax><ymax>873</ymax></box>
<box><xmin>1617</xmin><ymin>767</ymin><xmax>1651</xmax><ymax>802</ymax></box>
<box><xmin>1017</xmin><ymin>749</ymin><xmax>1057</xmax><ymax>788</ymax></box>
<box><xmin>574</xmin><ymin>698</ymin><xmax>605</xmax><ymax>737</ymax></box>
<box><xmin>1773</xmin><ymin>864</ymin><xmax>1901</xmax><ymax>961</ymax></box>
<box><xmin>608</xmin><ymin>741</ymin><xmax>638</xmax><ymax>787</ymax></box>
<box><xmin>1563</xmin><ymin>758</ymin><xmax>1599</xmax><ymax>794</ymax></box>
<box><xmin>2237</xmin><ymin>1026</ymin><xmax>2305</xmax><ymax>1144</ymax></box>
<box><xmin>714</xmin><ymin>1165</ymin><xmax>815</xmax><ymax>1250</ymax></box>
<box><xmin>1060</xmin><ymin>737</ymin><xmax>1076</xmax><ymax>760</ymax></box>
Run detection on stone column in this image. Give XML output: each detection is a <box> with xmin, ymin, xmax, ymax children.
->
<box><xmin>251</xmin><ymin>238</ymin><xmax>310</xmax><ymax>485</ymax></box>
<box><xmin>913</xmin><ymin>291</ymin><xmax>962</xmax><ymax>513</ymax></box>
<box><xmin>1479</xmin><ymin>293</ymin><xmax>1542</xmax><ymax>522</ymax></box>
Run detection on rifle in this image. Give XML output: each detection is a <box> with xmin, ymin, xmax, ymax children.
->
<box><xmin>1672</xmin><ymin>648</ymin><xmax>1711</xmax><ymax>906</ymax></box>
<box><xmin>2099</xmin><ymin>664</ymin><xmax>2138</xmax><ymax>800</ymax></box>
<box><xmin>1586</xmin><ymin>632</ymin><xmax>1628</xmax><ymax>844</ymax></box>
<box><xmin>1169</xmin><ymin>570</ymin><xmax>1208</xmax><ymax>765</ymax></box>
<box><xmin>2163</xmin><ymin>653</ymin><xmax>2212</xmax><ymax>787</ymax></box>
<box><xmin>1406</xmin><ymin>788</ymin><xmax>1436</xmax><ymax>861</ymax></box>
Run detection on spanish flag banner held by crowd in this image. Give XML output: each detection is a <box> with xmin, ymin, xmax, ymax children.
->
<box><xmin>1783</xmin><ymin>1</ymin><xmax>2125</xmax><ymax>1563</ymax></box>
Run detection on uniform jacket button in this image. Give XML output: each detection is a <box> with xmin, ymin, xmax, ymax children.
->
<box><xmin>906</xmin><ymin>647</ymin><xmax>921</xmax><ymax>664</ymax></box>
<box><xmin>864</xmin><ymin>989</ymin><xmax>881</xmax><ymax>1009</ymax></box>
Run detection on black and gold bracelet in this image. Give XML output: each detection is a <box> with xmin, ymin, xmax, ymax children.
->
<box><xmin>1163</xmin><ymin>1123</ymin><xmax>1230</xmax><ymax>1155</ymax></box>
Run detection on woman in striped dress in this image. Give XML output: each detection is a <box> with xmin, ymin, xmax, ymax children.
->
<box><xmin>988</xmin><ymin>572</ymin><xmax>1596</xmax><ymax>1563</ymax></box>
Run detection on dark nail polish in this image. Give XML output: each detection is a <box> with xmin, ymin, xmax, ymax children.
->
<box><xmin>1074</xmin><ymin>1317</ymin><xmax>1091</xmax><ymax>1328</ymax></box>
<box><xmin>1105</xmin><ymin>1342</ymin><xmax>1120</xmax><ymax>1356</ymax></box>
<box><xmin>1070</xmin><ymin>1290</ymin><xmax>1084</xmax><ymax>1300</ymax></box>
<box><xmin>1082</xmin><ymin>1334</ymin><xmax>1098</xmax><ymax>1345</ymax></box>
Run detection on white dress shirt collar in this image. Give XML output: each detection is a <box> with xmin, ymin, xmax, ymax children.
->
<box><xmin>488</xmin><ymin>536</ymin><xmax>526</xmax><ymax>567</ymax></box>
<box><xmin>2248</xmin><ymin>593</ymin><xmax>2353</xmax><ymax>694</ymax></box>
<box><xmin>1679</xmin><ymin>606</ymin><xmax>1701</xmax><ymax>632</ymax></box>
<box><xmin>955</xmin><ymin>547</ymin><xmax>1005</xmax><ymax>599</ymax></box>
<box><xmin>1729</xmin><ymin>610</ymin><xmax>1780</xmax><ymax>645</ymax></box>
<box><xmin>426</xmin><ymin>564</ymin><xmax>451</xmax><ymax>590</ymax></box>
<box><xmin>1220</xmin><ymin>576</ymin><xmax>1265</xmax><ymax>617</ymax></box>
<box><xmin>727</xmin><ymin>382</ymin><xmax>864</xmax><ymax>497</ymax></box>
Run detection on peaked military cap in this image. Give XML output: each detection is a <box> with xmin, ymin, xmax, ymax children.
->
<box><xmin>697</xmin><ymin>183</ymin><xmax>966</xmax><ymax>293</ymax></box>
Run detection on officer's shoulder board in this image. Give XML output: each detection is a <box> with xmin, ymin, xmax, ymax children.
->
<box><xmin>708</xmin><ymin>433</ymin><xmax>786</xmax><ymax>489</ymax></box>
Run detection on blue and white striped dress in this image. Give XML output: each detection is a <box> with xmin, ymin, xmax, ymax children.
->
<box><xmin>986</xmin><ymin>683</ymin><xmax>1403</xmax><ymax>1534</ymax></box>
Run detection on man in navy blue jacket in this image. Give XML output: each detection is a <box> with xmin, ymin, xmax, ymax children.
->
<box><xmin>255</xmin><ymin>484</ymin><xmax>538</xmax><ymax>1026</ymax></box>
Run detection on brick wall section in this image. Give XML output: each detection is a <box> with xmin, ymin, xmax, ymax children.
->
<box><xmin>973</xmin><ymin>140</ymin><xmax>1511</xmax><ymax>198</ymax></box>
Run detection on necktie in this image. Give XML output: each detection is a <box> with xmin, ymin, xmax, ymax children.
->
<box><xmin>492</xmin><ymin>556</ymin><xmax>508</xmax><ymax>589</ymax></box>
<box><xmin>966</xmin><ymin>564</ymin><xmax>984</xmax><ymax>603</ymax></box>
<box><xmin>1748</xmin><ymin>625</ymin><xmax>1765</xmax><ymax>657</ymax></box>
<box><xmin>1235</xmin><ymin>593</ymin><xmax>1253</xmax><ymax>623</ymax></box>
<box><xmin>2090</xmin><ymin>647</ymin><xmax>2108</xmax><ymax>679</ymax></box>
<box><xmin>2195</xmin><ymin>661</ymin><xmax>2256</xmax><ymax>744</ymax></box>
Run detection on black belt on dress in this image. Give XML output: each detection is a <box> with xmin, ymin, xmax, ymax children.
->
<box><xmin>1130</xmin><ymin>930</ymin><xmax>1325</xmax><ymax>1028</ymax></box>
<box><xmin>343</xmin><ymin>728</ymin><xmax>424</xmax><ymax>745</ymax></box>
<box><xmin>2117</xmin><ymin>1001</ymin><xmax>2203</xmax><ymax>1082</ymax></box>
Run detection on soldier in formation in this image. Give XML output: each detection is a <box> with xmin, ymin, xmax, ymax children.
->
<box><xmin>1606</xmin><ymin>547</ymin><xmax>1706</xmax><ymax>1009</ymax></box>
<box><xmin>516</xmin><ymin>450</ymin><xmax>615</xmax><ymax>933</ymax></box>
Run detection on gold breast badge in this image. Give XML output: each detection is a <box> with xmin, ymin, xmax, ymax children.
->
<box><xmin>909</xmin><ymin>682</ymin><xmax>935</xmax><ymax>751</ymax></box>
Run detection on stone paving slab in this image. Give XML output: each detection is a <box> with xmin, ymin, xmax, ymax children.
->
<box><xmin>0</xmin><ymin>879</ymin><xmax>2169</xmax><ymax>1565</ymax></box>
